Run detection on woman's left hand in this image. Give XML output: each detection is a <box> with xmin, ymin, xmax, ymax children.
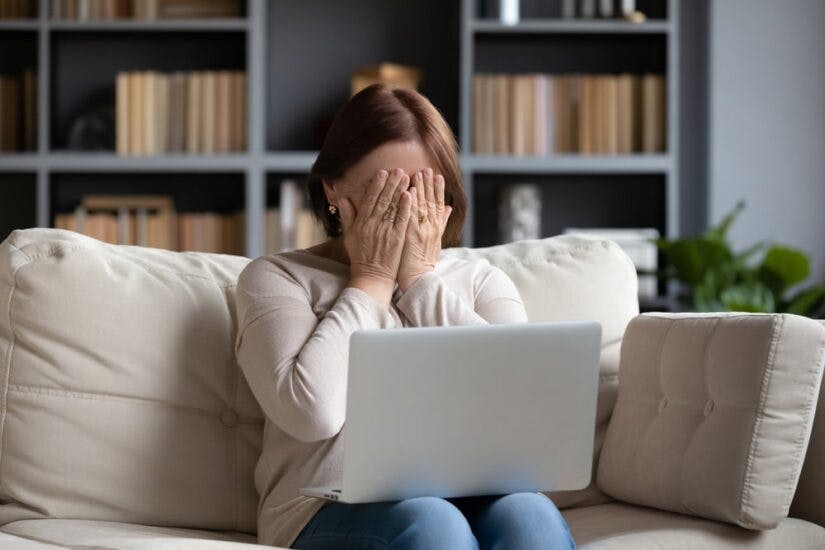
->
<box><xmin>397</xmin><ymin>167</ymin><xmax>453</xmax><ymax>292</ymax></box>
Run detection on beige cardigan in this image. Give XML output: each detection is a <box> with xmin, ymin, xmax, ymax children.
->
<box><xmin>233</xmin><ymin>248</ymin><xmax>528</xmax><ymax>548</ymax></box>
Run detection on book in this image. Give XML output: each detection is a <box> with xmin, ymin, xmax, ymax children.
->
<box><xmin>642</xmin><ymin>73</ymin><xmax>666</xmax><ymax>152</ymax></box>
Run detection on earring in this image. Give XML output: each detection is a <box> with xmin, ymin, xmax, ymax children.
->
<box><xmin>328</xmin><ymin>204</ymin><xmax>338</xmax><ymax>215</ymax></box>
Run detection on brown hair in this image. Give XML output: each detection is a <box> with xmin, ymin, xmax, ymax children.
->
<box><xmin>306</xmin><ymin>84</ymin><xmax>466</xmax><ymax>248</ymax></box>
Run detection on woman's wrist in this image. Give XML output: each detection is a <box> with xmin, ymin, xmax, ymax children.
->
<box><xmin>347</xmin><ymin>275</ymin><xmax>395</xmax><ymax>308</ymax></box>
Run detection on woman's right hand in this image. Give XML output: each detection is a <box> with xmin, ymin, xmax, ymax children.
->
<box><xmin>340</xmin><ymin>168</ymin><xmax>413</xmax><ymax>308</ymax></box>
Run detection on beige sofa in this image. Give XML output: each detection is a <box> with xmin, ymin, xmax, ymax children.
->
<box><xmin>0</xmin><ymin>227</ymin><xmax>823</xmax><ymax>549</ymax></box>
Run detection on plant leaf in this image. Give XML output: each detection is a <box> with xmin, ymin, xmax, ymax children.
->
<box><xmin>704</xmin><ymin>200</ymin><xmax>745</xmax><ymax>242</ymax></box>
<box><xmin>783</xmin><ymin>286</ymin><xmax>825</xmax><ymax>316</ymax></box>
<box><xmin>720</xmin><ymin>282</ymin><xmax>776</xmax><ymax>313</ymax></box>
<box><xmin>758</xmin><ymin>245</ymin><xmax>810</xmax><ymax>295</ymax></box>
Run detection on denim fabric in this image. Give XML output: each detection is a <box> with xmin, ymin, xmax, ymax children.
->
<box><xmin>291</xmin><ymin>492</ymin><xmax>576</xmax><ymax>549</ymax></box>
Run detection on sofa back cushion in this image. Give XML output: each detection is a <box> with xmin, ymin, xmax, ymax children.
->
<box><xmin>0</xmin><ymin>228</ymin><xmax>638</xmax><ymax>532</ymax></box>
<box><xmin>0</xmin><ymin>228</ymin><xmax>262</xmax><ymax>533</ymax></box>
<box><xmin>444</xmin><ymin>235</ymin><xmax>639</xmax><ymax>508</ymax></box>
<box><xmin>597</xmin><ymin>312</ymin><xmax>825</xmax><ymax>530</ymax></box>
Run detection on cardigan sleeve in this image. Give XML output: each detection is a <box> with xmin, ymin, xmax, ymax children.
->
<box><xmin>394</xmin><ymin>260</ymin><xmax>528</xmax><ymax>327</ymax></box>
<box><xmin>234</xmin><ymin>259</ymin><xmax>396</xmax><ymax>443</ymax></box>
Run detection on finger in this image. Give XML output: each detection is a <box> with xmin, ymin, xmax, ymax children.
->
<box><xmin>373</xmin><ymin>168</ymin><xmax>404</xmax><ymax>216</ymax></box>
<box><xmin>435</xmin><ymin>172</ymin><xmax>445</xmax><ymax>207</ymax></box>
<box><xmin>424</xmin><ymin>167</ymin><xmax>436</xmax><ymax>206</ymax></box>
<box><xmin>361</xmin><ymin>169</ymin><xmax>389</xmax><ymax>214</ymax></box>
<box><xmin>424</xmin><ymin>168</ymin><xmax>437</xmax><ymax>222</ymax></box>
<box><xmin>413</xmin><ymin>171</ymin><xmax>426</xmax><ymax>219</ymax></box>
<box><xmin>434</xmin><ymin>174</ymin><xmax>446</xmax><ymax>218</ymax></box>
<box><xmin>394</xmin><ymin>190</ymin><xmax>413</xmax><ymax>230</ymax></box>
<box><xmin>390</xmin><ymin>173</ymin><xmax>409</xmax><ymax>210</ymax></box>
<box><xmin>407</xmin><ymin>186</ymin><xmax>420</xmax><ymax>232</ymax></box>
<box><xmin>338</xmin><ymin>197</ymin><xmax>356</xmax><ymax>231</ymax></box>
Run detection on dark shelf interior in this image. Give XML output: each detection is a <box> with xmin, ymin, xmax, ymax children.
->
<box><xmin>475</xmin><ymin>32</ymin><xmax>666</xmax><ymax>74</ymax></box>
<box><xmin>265</xmin><ymin>172</ymin><xmax>313</xmax><ymax>209</ymax></box>
<box><xmin>50</xmin><ymin>31</ymin><xmax>246</xmax><ymax>150</ymax></box>
<box><xmin>476</xmin><ymin>0</ymin><xmax>668</xmax><ymax>20</ymax></box>
<box><xmin>265</xmin><ymin>0</ymin><xmax>460</xmax><ymax>151</ymax></box>
<box><xmin>49</xmin><ymin>172</ymin><xmax>246</xmax><ymax>222</ymax></box>
<box><xmin>472</xmin><ymin>173</ymin><xmax>666</xmax><ymax>247</ymax></box>
<box><xmin>0</xmin><ymin>30</ymin><xmax>37</xmax><ymax>74</ymax></box>
<box><xmin>0</xmin><ymin>173</ymin><xmax>37</xmax><ymax>242</ymax></box>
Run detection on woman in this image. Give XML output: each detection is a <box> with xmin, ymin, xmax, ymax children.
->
<box><xmin>234</xmin><ymin>84</ymin><xmax>576</xmax><ymax>549</ymax></box>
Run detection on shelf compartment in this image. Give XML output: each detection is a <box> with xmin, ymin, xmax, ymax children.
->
<box><xmin>0</xmin><ymin>173</ymin><xmax>37</xmax><ymax>241</ymax></box>
<box><xmin>49</xmin><ymin>171</ymin><xmax>246</xmax><ymax>253</ymax></box>
<box><xmin>50</xmin><ymin>30</ymin><xmax>246</xmax><ymax>151</ymax></box>
<box><xmin>265</xmin><ymin>0</ymin><xmax>459</xmax><ymax>152</ymax></box>
<box><xmin>471</xmin><ymin>173</ymin><xmax>665</xmax><ymax>247</ymax></box>
<box><xmin>474</xmin><ymin>32</ymin><xmax>666</xmax><ymax>74</ymax></box>
<box><xmin>474</xmin><ymin>0</ymin><xmax>668</xmax><ymax>20</ymax></box>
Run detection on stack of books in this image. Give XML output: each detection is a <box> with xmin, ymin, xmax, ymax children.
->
<box><xmin>473</xmin><ymin>72</ymin><xmax>666</xmax><ymax>155</ymax></box>
<box><xmin>0</xmin><ymin>70</ymin><xmax>37</xmax><ymax>152</ymax></box>
<box><xmin>115</xmin><ymin>70</ymin><xmax>246</xmax><ymax>155</ymax></box>
<box><xmin>53</xmin><ymin>194</ymin><xmax>245</xmax><ymax>255</ymax></box>
<box><xmin>265</xmin><ymin>179</ymin><xmax>327</xmax><ymax>254</ymax></box>
<box><xmin>51</xmin><ymin>0</ymin><xmax>241</xmax><ymax>19</ymax></box>
<box><xmin>0</xmin><ymin>0</ymin><xmax>36</xmax><ymax>17</ymax></box>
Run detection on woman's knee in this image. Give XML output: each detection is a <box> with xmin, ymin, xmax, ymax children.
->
<box><xmin>388</xmin><ymin>496</ymin><xmax>477</xmax><ymax>550</ymax></box>
<box><xmin>478</xmin><ymin>492</ymin><xmax>575</xmax><ymax>549</ymax></box>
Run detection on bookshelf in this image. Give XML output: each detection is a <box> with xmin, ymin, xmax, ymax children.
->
<box><xmin>1</xmin><ymin>0</ymin><xmax>703</xmax><ymax>268</ymax></box>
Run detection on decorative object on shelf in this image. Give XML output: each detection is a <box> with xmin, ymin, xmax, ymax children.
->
<box><xmin>655</xmin><ymin>200</ymin><xmax>825</xmax><ymax>317</ymax></box>
<box><xmin>564</xmin><ymin>227</ymin><xmax>660</xmax><ymax>300</ymax></box>
<box><xmin>498</xmin><ymin>183</ymin><xmax>541</xmax><ymax>243</ymax></box>
<box><xmin>66</xmin><ymin>104</ymin><xmax>115</xmax><ymax>151</ymax></box>
<box><xmin>51</xmin><ymin>0</ymin><xmax>242</xmax><ymax>20</ymax></box>
<box><xmin>579</xmin><ymin>0</ymin><xmax>596</xmax><ymax>18</ymax></box>
<box><xmin>265</xmin><ymin>179</ymin><xmax>326</xmax><ymax>255</ymax></box>
<box><xmin>350</xmin><ymin>63</ymin><xmax>423</xmax><ymax>97</ymax></box>
<box><xmin>0</xmin><ymin>0</ymin><xmax>36</xmax><ymax>18</ymax></box>
<box><xmin>498</xmin><ymin>0</ymin><xmax>519</xmax><ymax>25</ymax></box>
<box><xmin>115</xmin><ymin>69</ymin><xmax>246</xmax><ymax>155</ymax></box>
<box><xmin>0</xmin><ymin>70</ymin><xmax>37</xmax><ymax>152</ymax></box>
<box><xmin>473</xmin><ymin>72</ymin><xmax>665</xmax><ymax>156</ymax></box>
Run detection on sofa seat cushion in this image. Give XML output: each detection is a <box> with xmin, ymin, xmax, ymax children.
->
<box><xmin>562</xmin><ymin>502</ymin><xmax>825</xmax><ymax>549</ymax></box>
<box><xmin>0</xmin><ymin>519</ymin><xmax>270</xmax><ymax>549</ymax></box>
<box><xmin>597</xmin><ymin>313</ymin><xmax>825</xmax><ymax>529</ymax></box>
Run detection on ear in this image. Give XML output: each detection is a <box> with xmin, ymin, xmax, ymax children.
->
<box><xmin>322</xmin><ymin>177</ymin><xmax>338</xmax><ymax>207</ymax></box>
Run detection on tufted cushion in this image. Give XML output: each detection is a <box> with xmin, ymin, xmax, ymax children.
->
<box><xmin>444</xmin><ymin>235</ymin><xmax>639</xmax><ymax>508</ymax></box>
<box><xmin>597</xmin><ymin>312</ymin><xmax>825</xmax><ymax>529</ymax></box>
<box><xmin>0</xmin><ymin>228</ymin><xmax>263</xmax><ymax>533</ymax></box>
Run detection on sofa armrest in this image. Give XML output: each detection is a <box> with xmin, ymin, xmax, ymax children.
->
<box><xmin>791</xmin><ymin>320</ymin><xmax>825</xmax><ymax>528</ymax></box>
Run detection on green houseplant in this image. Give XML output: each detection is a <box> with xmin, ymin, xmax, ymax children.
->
<box><xmin>654</xmin><ymin>200</ymin><xmax>825</xmax><ymax>316</ymax></box>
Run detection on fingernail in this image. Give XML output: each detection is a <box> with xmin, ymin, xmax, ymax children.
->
<box><xmin>378</xmin><ymin>169</ymin><xmax>388</xmax><ymax>178</ymax></box>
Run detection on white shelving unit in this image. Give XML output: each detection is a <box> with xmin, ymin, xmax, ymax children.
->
<box><xmin>0</xmin><ymin>0</ymin><xmax>691</xmax><ymax>259</ymax></box>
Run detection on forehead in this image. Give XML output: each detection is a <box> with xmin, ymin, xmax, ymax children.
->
<box><xmin>344</xmin><ymin>140</ymin><xmax>435</xmax><ymax>183</ymax></box>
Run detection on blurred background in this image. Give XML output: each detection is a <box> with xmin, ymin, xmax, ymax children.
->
<box><xmin>0</xmin><ymin>0</ymin><xmax>823</xmax><ymax>316</ymax></box>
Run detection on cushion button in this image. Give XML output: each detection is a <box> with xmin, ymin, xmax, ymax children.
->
<box><xmin>220</xmin><ymin>408</ymin><xmax>238</xmax><ymax>427</ymax></box>
<box><xmin>658</xmin><ymin>397</ymin><xmax>668</xmax><ymax>412</ymax></box>
<box><xmin>704</xmin><ymin>399</ymin><xmax>715</xmax><ymax>417</ymax></box>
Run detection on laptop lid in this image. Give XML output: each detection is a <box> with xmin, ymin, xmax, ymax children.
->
<box><xmin>339</xmin><ymin>320</ymin><xmax>602</xmax><ymax>503</ymax></box>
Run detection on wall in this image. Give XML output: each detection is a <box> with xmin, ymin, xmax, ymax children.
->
<box><xmin>708</xmin><ymin>0</ymin><xmax>825</xmax><ymax>285</ymax></box>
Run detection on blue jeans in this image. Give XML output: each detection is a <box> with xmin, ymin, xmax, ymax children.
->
<box><xmin>291</xmin><ymin>492</ymin><xmax>576</xmax><ymax>549</ymax></box>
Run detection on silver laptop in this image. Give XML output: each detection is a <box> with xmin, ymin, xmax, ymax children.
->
<box><xmin>300</xmin><ymin>320</ymin><xmax>601</xmax><ymax>503</ymax></box>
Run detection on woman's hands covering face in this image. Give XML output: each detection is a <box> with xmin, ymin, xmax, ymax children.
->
<box><xmin>338</xmin><ymin>166</ymin><xmax>450</xmax><ymax>303</ymax></box>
